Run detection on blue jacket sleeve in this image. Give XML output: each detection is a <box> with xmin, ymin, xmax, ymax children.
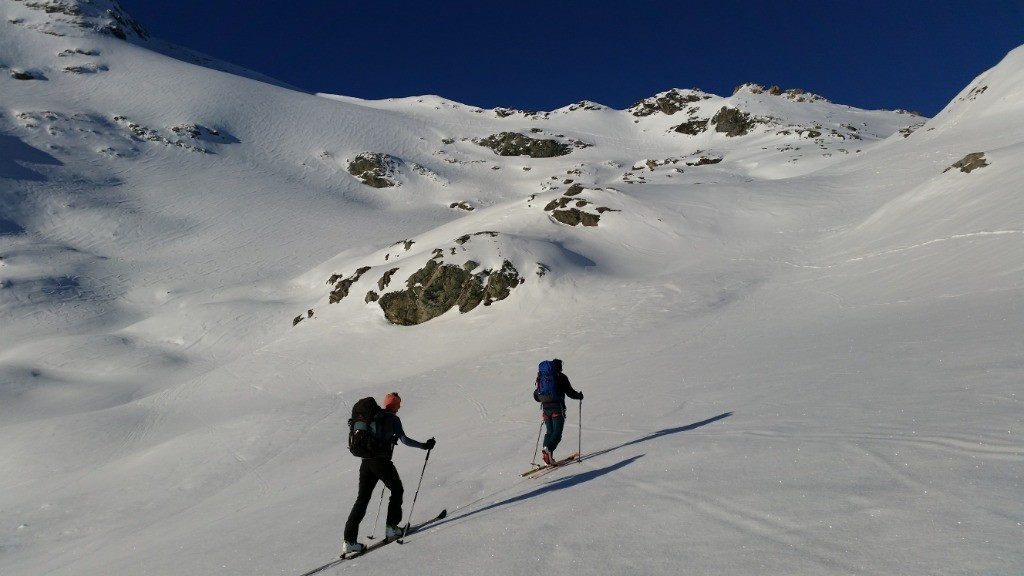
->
<box><xmin>393</xmin><ymin>416</ymin><xmax>427</xmax><ymax>449</ymax></box>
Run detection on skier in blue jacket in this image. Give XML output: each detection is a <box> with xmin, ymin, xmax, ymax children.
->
<box><xmin>534</xmin><ymin>359</ymin><xmax>583</xmax><ymax>464</ymax></box>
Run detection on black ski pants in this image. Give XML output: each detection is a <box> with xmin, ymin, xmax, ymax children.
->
<box><xmin>344</xmin><ymin>458</ymin><xmax>404</xmax><ymax>542</ymax></box>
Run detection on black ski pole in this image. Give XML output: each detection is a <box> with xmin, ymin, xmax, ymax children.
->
<box><xmin>577</xmin><ymin>398</ymin><xmax>583</xmax><ymax>462</ymax></box>
<box><xmin>532</xmin><ymin>420</ymin><xmax>543</xmax><ymax>466</ymax></box>
<box><xmin>398</xmin><ymin>448</ymin><xmax>431</xmax><ymax>543</ymax></box>
<box><xmin>367</xmin><ymin>487</ymin><xmax>386</xmax><ymax>539</ymax></box>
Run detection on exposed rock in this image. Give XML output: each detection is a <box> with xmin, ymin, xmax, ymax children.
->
<box><xmin>378</xmin><ymin>258</ymin><xmax>522</xmax><ymax>325</ymax></box>
<box><xmin>564</xmin><ymin>183</ymin><xmax>585</xmax><ymax>196</ymax></box>
<box><xmin>493</xmin><ymin>108</ymin><xmax>549</xmax><ymax>120</ymax></box>
<box><xmin>328</xmin><ymin>266</ymin><xmax>371</xmax><ymax>303</ymax></box>
<box><xmin>711</xmin><ymin>107</ymin><xmax>753</xmax><ymax>137</ymax></box>
<box><xmin>899</xmin><ymin>122</ymin><xmax>926</xmax><ymax>138</ymax></box>
<box><xmin>15</xmin><ymin>0</ymin><xmax>149</xmax><ymax>40</ymax></box>
<box><xmin>112</xmin><ymin>115</ymin><xmax>211</xmax><ymax>153</ymax></box>
<box><xmin>543</xmin><ymin>196</ymin><xmax>571</xmax><ymax>211</ymax></box>
<box><xmin>61</xmin><ymin>63</ymin><xmax>107</xmax><ymax>74</ymax></box>
<box><xmin>672</xmin><ymin>118</ymin><xmax>709</xmax><ymax>135</ymax></box>
<box><xmin>552</xmin><ymin>208</ymin><xmax>600</xmax><ymax>227</ymax></box>
<box><xmin>734</xmin><ymin>82</ymin><xmax>764</xmax><ymax>95</ymax></box>
<box><xmin>944</xmin><ymin>152</ymin><xmax>989</xmax><ymax>174</ymax></box>
<box><xmin>348</xmin><ymin>152</ymin><xmax>399</xmax><ymax>188</ymax></box>
<box><xmin>629</xmin><ymin>89</ymin><xmax>710</xmax><ymax>117</ymax></box>
<box><xmin>734</xmin><ymin>83</ymin><xmax>831</xmax><ymax>103</ymax></box>
<box><xmin>453</xmin><ymin>232</ymin><xmax>498</xmax><ymax>248</ymax></box>
<box><xmin>378</xmin><ymin>267</ymin><xmax>399</xmax><ymax>291</ymax></box>
<box><xmin>476</xmin><ymin>132</ymin><xmax>572</xmax><ymax>158</ymax></box>
<box><xmin>10</xmin><ymin>70</ymin><xmax>35</xmax><ymax>80</ymax></box>
<box><xmin>566</xmin><ymin>101</ymin><xmax>604</xmax><ymax>112</ymax></box>
<box><xmin>686</xmin><ymin>155</ymin><xmax>723</xmax><ymax>166</ymax></box>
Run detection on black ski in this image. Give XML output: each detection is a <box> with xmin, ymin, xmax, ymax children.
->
<box><xmin>297</xmin><ymin>509</ymin><xmax>447</xmax><ymax>576</ymax></box>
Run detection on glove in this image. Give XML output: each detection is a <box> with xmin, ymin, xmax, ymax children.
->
<box><xmin>424</xmin><ymin>437</ymin><xmax>436</xmax><ymax>450</ymax></box>
<box><xmin>578</xmin><ymin>392</ymin><xmax>584</xmax><ymax>400</ymax></box>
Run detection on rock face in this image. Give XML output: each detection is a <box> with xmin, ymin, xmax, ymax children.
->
<box><xmin>711</xmin><ymin>107</ymin><xmax>754</xmax><ymax>137</ymax></box>
<box><xmin>348</xmin><ymin>152</ymin><xmax>399</xmax><ymax>187</ymax></box>
<box><xmin>328</xmin><ymin>267</ymin><xmax>371</xmax><ymax>303</ymax></box>
<box><xmin>378</xmin><ymin>259</ymin><xmax>522</xmax><ymax>325</ymax></box>
<box><xmin>541</xmin><ymin>185</ymin><xmax>615</xmax><ymax>227</ymax></box>
<box><xmin>673</xmin><ymin>119</ymin><xmax>709</xmax><ymax>135</ymax></box>
<box><xmin>629</xmin><ymin>89</ymin><xmax>711</xmax><ymax>117</ymax></box>
<box><xmin>10</xmin><ymin>0</ymin><xmax>149</xmax><ymax>40</ymax></box>
<box><xmin>944</xmin><ymin>152</ymin><xmax>989</xmax><ymax>173</ymax></box>
<box><xmin>476</xmin><ymin>132</ymin><xmax>572</xmax><ymax>158</ymax></box>
<box><xmin>550</xmin><ymin>208</ymin><xmax>600</xmax><ymax>227</ymax></box>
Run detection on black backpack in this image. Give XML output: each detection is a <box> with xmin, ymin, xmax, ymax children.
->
<box><xmin>348</xmin><ymin>397</ymin><xmax>391</xmax><ymax>458</ymax></box>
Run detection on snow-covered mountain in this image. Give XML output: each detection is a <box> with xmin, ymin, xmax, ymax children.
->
<box><xmin>2</xmin><ymin>2</ymin><xmax>1022</xmax><ymax>575</ymax></box>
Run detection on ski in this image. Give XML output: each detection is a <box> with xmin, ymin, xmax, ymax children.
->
<box><xmin>520</xmin><ymin>452</ymin><xmax>579</xmax><ymax>477</ymax></box>
<box><xmin>297</xmin><ymin>509</ymin><xmax>447</xmax><ymax>576</ymax></box>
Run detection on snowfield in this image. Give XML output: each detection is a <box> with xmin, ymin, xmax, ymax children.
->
<box><xmin>1</xmin><ymin>2</ymin><xmax>1021</xmax><ymax>575</ymax></box>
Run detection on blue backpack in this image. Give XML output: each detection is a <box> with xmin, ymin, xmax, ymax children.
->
<box><xmin>535</xmin><ymin>360</ymin><xmax>557</xmax><ymax>403</ymax></box>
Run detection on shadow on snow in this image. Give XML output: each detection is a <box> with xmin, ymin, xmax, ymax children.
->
<box><xmin>428</xmin><ymin>412</ymin><xmax>733</xmax><ymax>530</ymax></box>
<box><xmin>579</xmin><ymin>411</ymin><xmax>733</xmax><ymax>463</ymax></box>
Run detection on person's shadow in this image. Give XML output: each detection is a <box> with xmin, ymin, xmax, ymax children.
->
<box><xmin>579</xmin><ymin>411</ymin><xmax>733</xmax><ymax>463</ymax></box>
<box><xmin>428</xmin><ymin>412</ymin><xmax>733</xmax><ymax>530</ymax></box>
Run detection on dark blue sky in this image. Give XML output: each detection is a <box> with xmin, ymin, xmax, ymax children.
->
<box><xmin>121</xmin><ymin>0</ymin><xmax>1023</xmax><ymax>117</ymax></box>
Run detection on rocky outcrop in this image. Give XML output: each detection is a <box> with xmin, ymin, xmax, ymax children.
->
<box><xmin>476</xmin><ymin>132</ymin><xmax>572</xmax><ymax>158</ymax></box>
<box><xmin>686</xmin><ymin>154</ymin><xmax>723</xmax><ymax>166</ymax></box>
<box><xmin>113</xmin><ymin>115</ymin><xmax>213</xmax><ymax>153</ymax></box>
<box><xmin>378</xmin><ymin>258</ymin><xmax>522</xmax><ymax>325</ymax></box>
<box><xmin>944</xmin><ymin>152</ymin><xmax>989</xmax><ymax>173</ymax></box>
<box><xmin>550</xmin><ymin>208</ymin><xmax>600</xmax><ymax>227</ymax></box>
<box><xmin>328</xmin><ymin>266</ymin><xmax>371</xmax><ymax>303</ymax></box>
<box><xmin>672</xmin><ymin>118</ymin><xmax>709</xmax><ymax>135</ymax></box>
<box><xmin>348</xmin><ymin>152</ymin><xmax>399</xmax><ymax>188</ymax></box>
<box><xmin>318</xmin><ymin>233</ymin><xmax>527</xmax><ymax>326</ymax></box>
<box><xmin>629</xmin><ymin>89</ymin><xmax>711</xmax><ymax>117</ymax></box>
<box><xmin>733</xmin><ymin>83</ymin><xmax>831</xmax><ymax>104</ymax></box>
<box><xmin>542</xmin><ymin>185</ymin><xmax>616</xmax><ymax>226</ymax></box>
<box><xmin>711</xmin><ymin>107</ymin><xmax>754</xmax><ymax>137</ymax></box>
<box><xmin>12</xmin><ymin>0</ymin><xmax>149</xmax><ymax>40</ymax></box>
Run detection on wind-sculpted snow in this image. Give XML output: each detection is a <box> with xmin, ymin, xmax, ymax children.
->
<box><xmin>1</xmin><ymin>5</ymin><xmax>1023</xmax><ymax>576</ymax></box>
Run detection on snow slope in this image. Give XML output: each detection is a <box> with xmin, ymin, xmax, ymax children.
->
<box><xmin>1</xmin><ymin>2</ymin><xmax>1021</xmax><ymax>575</ymax></box>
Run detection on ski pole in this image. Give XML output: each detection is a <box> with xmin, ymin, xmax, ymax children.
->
<box><xmin>532</xmin><ymin>420</ymin><xmax>544</xmax><ymax>465</ymax></box>
<box><xmin>399</xmin><ymin>448</ymin><xmax>431</xmax><ymax>543</ymax></box>
<box><xmin>577</xmin><ymin>398</ymin><xmax>583</xmax><ymax>462</ymax></box>
<box><xmin>367</xmin><ymin>487</ymin><xmax>386</xmax><ymax>539</ymax></box>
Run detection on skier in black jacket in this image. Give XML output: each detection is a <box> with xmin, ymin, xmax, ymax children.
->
<box><xmin>534</xmin><ymin>358</ymin><xmax>583</xmax><ymax>464</ymax></box>
<box><xmin>342</xmin><ymin>392</ymin><xmax>435</xmax><ymax>555</ymax></box>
